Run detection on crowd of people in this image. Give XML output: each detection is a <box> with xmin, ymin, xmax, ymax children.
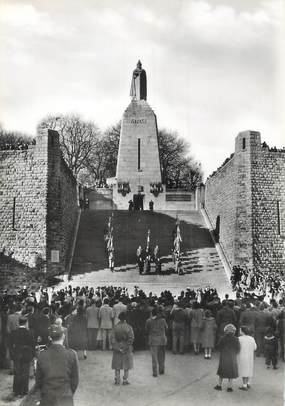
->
<box><xmin>0</xmin><ymin>140</ymin><xmax>36</xmax><ymax>151</ymax></box>
<box><xmin>0</xmin><ymin>282</ymin><xmax>284</xmax><ymax>401</ymax></box>
<box><xmin>231</xmin><ymin>265</ymin><xmax>285</xmax><ymax>300</ymax></box>
<box><xmin>95</xmin><ymin>178</ymin><xmax>109</xmax><ymax>188</ymax></box>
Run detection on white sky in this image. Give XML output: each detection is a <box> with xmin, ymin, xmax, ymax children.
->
<box><xmin>0</xmin><ymin>0</ymin><xmax>284</xmax><ymax>178</ymax></box>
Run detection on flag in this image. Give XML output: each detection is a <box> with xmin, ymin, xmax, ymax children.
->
<box><xmin>146</xmin><ymin>229</ymin><xmax>150</xmax><ymax>251</ymax></box>
<box><xmin>107</xmin><ymin>235</ymin><xmax>113</xmax><ymax>252</ymax></box>
<box><xmin>107</xmin><ymin>216</ymin><xmax>112</xmax><ymax>231</ymax></box>
<box><xmin>176</xmin><ymin>224</ymin><xmax>182</xmax><ymax>242</ymax></box>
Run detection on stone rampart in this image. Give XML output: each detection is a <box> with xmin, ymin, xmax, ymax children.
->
<box><xmin>45</xmin><ymin>130</ymin><xmax>78</xmax><ymax>274</ymax></box>
<box><xmin>0</xmin><ymin>129</ymin><xmax>78</xmax><ymax>275</ymax></box>
<box><xmin>251</xmin><ymin>147</ymin><xmax>285</xmax><ymax>273</ymax></box>
<box><xmin>0</xmin><ymin>141</ymin><xmax>48</xmax><ymax>268</ymax></box>
<box><xmin>205</xmin><ymin>130</ymin><xmax>285</xmax><ymax>273</ymax></box>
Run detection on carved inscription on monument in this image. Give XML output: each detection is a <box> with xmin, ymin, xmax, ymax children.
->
<box><xmin>130</xmin><ymin>119</ymin><xmax>147</xmax><ymax>124</ymax></box>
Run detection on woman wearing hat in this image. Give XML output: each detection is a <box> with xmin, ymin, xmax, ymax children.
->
<box><xmin>214</xmin><ymin>323</ymin><xmax>240</xmax><ymax>391</ymax></box>
<box><xmin>111</xmin><ymin>312</ymin><xmax>134</xmax><ymax>385</ymax></box>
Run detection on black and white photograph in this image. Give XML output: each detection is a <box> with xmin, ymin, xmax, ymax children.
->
<box><xmin>0</xmin><ymin>1</ymin><xmax>284</xmax><ymax>405</ymax></box>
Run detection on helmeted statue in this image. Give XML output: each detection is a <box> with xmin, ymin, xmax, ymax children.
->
<box><xmin>130</xmin><ymin>60</ymin><xmax>147</xmax><ymax>101</ymax></box>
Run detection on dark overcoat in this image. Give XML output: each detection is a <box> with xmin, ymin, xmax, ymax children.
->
<box><xmin>36</xmin><ymin>343</ymin><xmax>79</xmax><ymax>406</ymax></box>
<box><xmin>217</xmin><ymin>334</ymin><xmax>240</xmax><ymax>379</ymax></box>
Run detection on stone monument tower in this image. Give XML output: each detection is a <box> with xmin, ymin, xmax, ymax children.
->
<box><xmin>113</xmin><ymin>61</ymin><xmax>164</xmax><ymax>210</ymax></box>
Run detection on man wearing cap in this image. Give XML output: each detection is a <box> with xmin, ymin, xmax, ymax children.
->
<box><xmin>10</xmin><ymin>316</ymin><xmax>35</xmax><ymax>398</ymax></box>
<box><xmin>35</xmin><ymin>324</ymin><xmax>79</xmax><ymax>406</ymax></box>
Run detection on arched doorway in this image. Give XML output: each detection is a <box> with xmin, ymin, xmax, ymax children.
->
<box><xmin>133</xmin><ymin>193</ymin><xmax>144</xmax><ymax>211</ymax></box>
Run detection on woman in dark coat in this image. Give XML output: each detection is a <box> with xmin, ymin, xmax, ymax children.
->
<box><xmin>68</xmin><ymin>305</ymin><xmax>88</xmax><ymax>359</ymax></box>
<box><xmin>111</xmin><ymin>312</ymin><xmax>134</xmax><ymax>385</ymax></box>
<box><xmin>214</xmin><ymin>323</ymin><xmax>240</xmax><ymax>392</ymax></box>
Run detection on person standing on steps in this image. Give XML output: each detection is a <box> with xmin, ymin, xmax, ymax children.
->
<box><xmin>145</xmin><ymin>306</ymin><xmax>168</xmax><ymax>377</ymax></box>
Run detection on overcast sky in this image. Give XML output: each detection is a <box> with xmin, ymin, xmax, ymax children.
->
<box><xmin>0</xmin><ymin>0</ymin><xmax>284</xmax><ymax>177</ymax></box>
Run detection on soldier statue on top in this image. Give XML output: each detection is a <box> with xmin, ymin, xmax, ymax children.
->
<box><xmin>130</xmin><ymin>60</ymin><xmax>147</xmax><ymax>101</ymax></box>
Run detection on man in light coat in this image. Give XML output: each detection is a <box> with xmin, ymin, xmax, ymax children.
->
<box><xmin>86</xmin><ymin>300</ymin><xmax>100</xmax><ymax>350</ymax></box>
<box><xmin>113</xmin><ymin>298</ymin><xmax>127</xmax><ymax>325</ymax></box>
<box><xmin>99</xmin><ymin>298</ymin><xmax>114</xmax><ymax>350</ymax></box>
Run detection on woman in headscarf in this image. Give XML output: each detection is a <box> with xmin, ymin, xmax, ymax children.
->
<box><xmin>111</xmin><ymin>312</ymin><xmax>134</xmax><ymax>385</ymax></box>
<box><xmin>237</xmin><ymin>325</ymin><xmax>257</xmax><ymax>390</ymax></box>
<box><xmin>214</xmin><ymin>323</ymin><xmax>240</xmax><ymax>392</ymax></box>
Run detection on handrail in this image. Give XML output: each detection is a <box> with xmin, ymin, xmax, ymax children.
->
<box><xmin>201</xmin><ymin>207</ymin><xmax>232</xmax><ymax>281</ymax></box>
<box><xmin>67</xmin><ymin>208</ymin><xmax>81</xmax><ymax>279</ymax></box>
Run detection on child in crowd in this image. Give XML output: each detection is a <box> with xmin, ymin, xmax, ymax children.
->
<box><xmin>264</xmin><ymin>327</ymin><xmax>278</xmax><ymax>369</ymax></box>
<box><xmin>201</xmin><ymin>310</ymin><xmax>216</xmax><ymax>359</ymax></box>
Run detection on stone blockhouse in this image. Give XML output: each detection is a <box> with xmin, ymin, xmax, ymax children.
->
<box><xmin>0</xmin><ymin>129</ymin><xmax>78</xmax><ymax>275</ymax></box>
<box><xmin>204</xmin><ymin>130</ymin><xmax>285</xmax><ymax>274</ymax></box>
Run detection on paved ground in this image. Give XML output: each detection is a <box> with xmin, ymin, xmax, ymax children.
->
<box><xmin>1</xmin><ymin>351</ymin><xmax>283</xmax><ymax>406</ymax></box>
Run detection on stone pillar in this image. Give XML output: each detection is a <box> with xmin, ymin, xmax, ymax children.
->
<box><xmin>233</xmin><ymin>130</ymin><xmax>261</xmax><ymax>269</ymax></box>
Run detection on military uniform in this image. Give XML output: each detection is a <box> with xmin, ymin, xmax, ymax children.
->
<box><xmin>35</xmin><ymin>343</ymin><xmax>79</xmax><ymax>406</ymax></box>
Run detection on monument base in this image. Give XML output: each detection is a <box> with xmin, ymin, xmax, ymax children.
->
<box><xmin>112</xmin><ymin>184</ymin><xmax>166</xmax><ymax>211</ymax></box>
<box><xmin>112</xmin><ymin>186</ymin><xmax>197</xmax><ymax>211</ymax></box>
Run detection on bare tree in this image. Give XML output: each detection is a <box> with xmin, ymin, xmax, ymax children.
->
<box><xmin>157</xmin><ymin>129</ymin><xmax>202</xmax><ymax>189</ymax></box>
<box><xmin>37</xmin><ymin>114</ymin><xmax>100</xmax><ymax>179</ymax></box>
<box><xmin>83</xmin><ymin>121</ymin><xmax>121</xmax><ymax>183</ymax></box>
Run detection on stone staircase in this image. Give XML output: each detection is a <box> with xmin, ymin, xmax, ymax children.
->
<box><xmin>66</xmin><ymin>209</ymin><xmax>231</xmax><ymax>296</ymax></box>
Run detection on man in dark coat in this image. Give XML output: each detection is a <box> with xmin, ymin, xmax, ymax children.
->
<box><xmin>239</xmin><ymin>303</ymin><xmax>258</xmax><ymax>336</ymax></box>
<box><xmin>255</xmin><ymin>303</ymin><xmax>275</xmax><ymax>356</ymax></box>
<box><xmin>216</xmin><ymin>301</ymin><xmax>237</xmax><ymax>340</ymax></box>
<box><xmin>10</xmin><ymin>316</ymin><xmax>35</xmax><ymax>398</ymax></box>
<box><xmin>33</xmin><ymin>307</ymin><xmax>51</xmax><ymax>345</ymax></box>
<box><xmin>35</xmin><ymin>324</ymin><xmax>79</xmax><ymax>406</ymax></box>
<box><xmin>145</xmin><ymin>307</ymin><xmax>168</xmax><ymax>377</ymax></box>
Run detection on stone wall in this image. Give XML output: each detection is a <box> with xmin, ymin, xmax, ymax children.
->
<box><xmin>0</xmin><ymin>137</ymin><xmax>48</xmax><ymax>268</ymax></box>
<box><xmin>0</xmin><ymin>129</ymin><xmax>78</xmax><ymax>275</ymax></box>
<box><xmin>251</xmin><ymin>145</ymin><xmax>285</xmax><ymax>273</ymax></box>
<box><xmin>205</xmin><ymin>130</ymin><xmax>285</xmax><ymax>273</ymax></box>
<box><xmin>204</xmin><ymin>152</ymin><xmax>239</xmax><ymax>267</ymax></box>
<box><xmin>45</xmin><ymin>130</ymin><xmax>78</xmax><ymax>275</ymax></box>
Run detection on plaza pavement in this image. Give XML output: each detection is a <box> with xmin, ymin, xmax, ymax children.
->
<box><xmin>1</xmin><ymin>350</ymin><xmax>283</xmax><ymax>406</ymax></box>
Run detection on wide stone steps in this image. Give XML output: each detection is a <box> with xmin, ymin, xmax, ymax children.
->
<box><xmin>64</xmin><ymin>209</ymin><xmax>231</xmax><ymax>296</ymax></box>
